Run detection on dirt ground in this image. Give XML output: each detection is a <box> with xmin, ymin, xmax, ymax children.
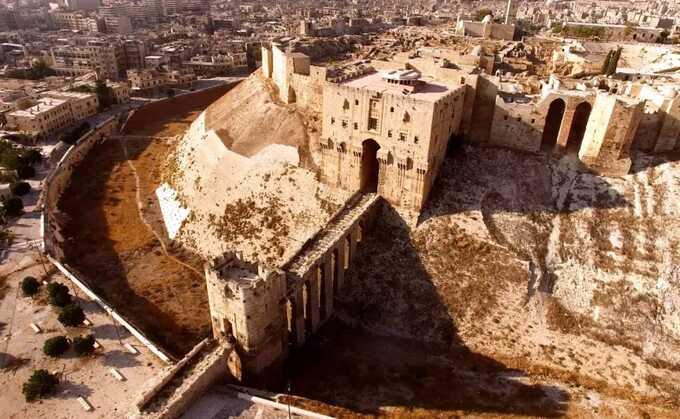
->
<box><xmin>57</xmin><ymin>94</ymin><xmax>226</xmax><ymax>357</ymax></box>
<box><xmin>284</xmin><ymin>145</ymin><xmax>680</xmax><ymax>418</ymax></box>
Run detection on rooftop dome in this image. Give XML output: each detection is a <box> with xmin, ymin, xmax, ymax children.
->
<box><xmin>380</xmin><ymin>69</ymin><xmax>421</xmax><ymax>86</ymax></box>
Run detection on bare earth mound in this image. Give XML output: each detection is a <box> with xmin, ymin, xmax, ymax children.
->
<box><xmin>287</xmin><ymin>146</ymin><xmax>680</xmax><ymax>417</ymax></box>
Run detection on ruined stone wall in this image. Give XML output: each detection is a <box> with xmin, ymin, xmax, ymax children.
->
<box><xmin>489</xmin><ymin>23</ymin><xmax>516</xmax><ymax>40</ymax></box>
<box><xmin>654</xmin><ymin>97</ymin><xmax>680</xmax><ymax>152</ymax></box>
<box><xmin>488</xmin><ymin>98</ymin><xmax>543</xmax><ymax>152</ymax></box>
<box><xmin>459</xmin><ymin>21</ymin><xmax>486</xmax><ymax>38</ymax></box>
<box><xmin>634</xmin><ymin>110</ymin><xmax>663</xmax><ymax>151</ymax></box>
<box><xmin>467</xmin><ymin>75</ymin><xmax>499</xmax><ymax>144</ymax></box>
<box><xmin>579</xmin><ymin>93</ymin><xmax>644</xmax><ymax>175</ymax></box>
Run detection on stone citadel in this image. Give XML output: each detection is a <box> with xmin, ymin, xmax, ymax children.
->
<box><xmin>182</xmin><ymin>38</ymin><xmax>680</xmax><ymax>384</ymax></box>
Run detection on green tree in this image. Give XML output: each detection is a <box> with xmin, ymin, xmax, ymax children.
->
<box><xmin>58</xmin><ymin>304</ymin><xmax>85</xmax><ymax>327</ymax></box>
<box><xmin>605</xmin><ymin>47</ymin><xmax>622</xmax><ymax>75</ymax></box>
<box><xmin>95</xmin><ymin>79</ymin><xmax>114</xmax><ymax>111</ymax></box>
<box><xmin>11</xmin><ymin>181</ymin><xmax>30</xmax><ymax>196</ymax></box>
<box><xmin>17</xmin><ymin>165</ymin><xmax>35</xmax><ymax>179</ymax></box>
<box><xmin>73</xmin><ymin>335</ymin><xmax>96</xmax><ymax>356</ymax></box>
<box><xmin>21</xmin><ymin>276</ymin><xmax>40</xmax><ymax>296</ymax></box>
<box><xmin>20</xmin><ymin>149</ymin><xmax>42</xmax><ymax>165</ymax></box>
<box><xmin>43</xmin><ymin>336</ymin><xmax>70</xmax><ymax>357</ymax></box>
<box><xmin>2</xmin><ymin>197</ymin><xmax>23</xmax><ymax>216</ymax></box>
<box><xmin>0</xmin><ymin>148</ymin><xmax>22</xmax><ymax>170</ymax></box>
<box><xmin>29</xmin><ymin>60</ymin><xmax>56</xmax><ymax>79</ymax></box>
<box><xmin>47</xmin><ymin>282</ymin><xmax>72</xmax><ymax>307</ymax></box>
<box><xmin>22</xmin><ymin>370</ymin><xmax>58</xmax><ymax>402</ymax></box>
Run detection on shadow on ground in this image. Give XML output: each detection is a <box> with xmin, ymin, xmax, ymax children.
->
<box><xmin>284</xmin><ymin>204</ymin><xmax>569</xmax><ymax>417</ymax></box>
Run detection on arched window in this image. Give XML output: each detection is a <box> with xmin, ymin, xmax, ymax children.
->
<box><xmin>403</xmin><ymin>111</ymin><xmax>410</xmax><ymax>123</ymax></box>
<box><xmin>343</xmin><ymin>99</ymin><xmax>349</xmax><ymax>110</ymax></box>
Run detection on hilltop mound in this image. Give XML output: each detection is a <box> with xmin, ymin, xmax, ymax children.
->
<box><xmin>159</xmin><ymin>72</ymin><xmax>346</xmax><ymax>266</ymax></box>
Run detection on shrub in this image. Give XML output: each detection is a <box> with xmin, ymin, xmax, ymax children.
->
<box><xmin>2</xmin><ymin>197</ymin><xmax>23</xmax><ymax>216</ymax></box>
<box><xmin>47</xmin><ymin>282</ymin><xmax>72</xmax><ymax>307</ymax></box>
<box><xmin>58</xmin><ymin>304</ymin><xmax>85</xmax><ymax>327</ymax></box>
<box><xmin>72</xmin><ymin>335</ymin><xmax>96</xmax><ymax>356</ymax></box>
<box><xmin>21</xmin><ymin>276</ymin><xmax>40</xmax><ymax>296</ymax></box>
<box><xmin>21</xmin><ymin>149</ymin><xmax>42</xmax><ymax>165</ymax></box>
<box><xmin>0</xmin><ymin>152</ymin><xmax>22</xmax><ymax>170</ymax></box>
<box><xmin>43</xmin><ymin>336</ymin><xmax>70</xmax><ymax>357</ymax></box>
<box><xmin>11</xmin><ymin>181</ymin><xmax>30</xmax><ymax>196</ymax></box>
<box><xmin>22</xmin><ymin>369</ymin><xmax>58</xmax><ymax>402</ymax></box>
<box><xmin>17</xmin><ymin>165</ymin><xmax>35</xmax><ymax>179</ymax></box>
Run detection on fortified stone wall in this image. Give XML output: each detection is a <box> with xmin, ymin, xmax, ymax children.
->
<box><xmin>488</xmin><ymin>98</ymin><xmax>543</xmax><ymax>152</ymax></box>
<box><xmin>205</xmin><ymin>252</ymin><xmax>288</xmax><ymax>383</ymax></box>
<box><xmin>205</xmin><ymin>193</ymin><xmax>383</xmax><ymax>385</ymax></box>
<box><xmin>262</xmin><ymin>43</ymin><xmax>326</xmax><ymax>112</ymax></box>
<box><xmin>579</xmin><ymin>93</ymin><xmax>644</xmax><ymax>175</ymax></box>
<box><xmin>654</xmin><ymin>97</ymin><xmax>680</xmax><ymax>152</ymax></box>
<box><xmin>468</xmin><ymin>75</ymin><xmax>499</xmax><ymax>144</ymax></box>
<box><xmin>634</xmin><ymin>110</ymin><xmax>664</xmax><ymax>151</ymax></box>
<box><xmin>319</xmin><ymin>80</ymin><xmax>466</xmax><ymax>211</ymax></box>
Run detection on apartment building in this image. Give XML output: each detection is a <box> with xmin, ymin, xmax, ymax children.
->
<box><xmin>51</xmin><ymin>38</ymin><xmax>126</xmax><ymax>80</ymax></box>
<box><xmin>52</xmin><ymin>12</ymin><xmax>100</xmax><ymax>32</ymax></box>
<box><xmin>43</xmin><ymin>91</ymin><xmax>99</xmax><ymax>120</ymax></box>
<box><xmin>127</xmin><ymin>68</ymin><xmax>196</xmax><ymax>96</ymax></box>
<box><xmin>109</xmin><ymin>81</ymin><xmax>131</xmax><ymax>104</ymax></box>
<box><xmin>127</xmin><ymin>68</ymin><xmax>168</xmax><ymax>91</ymax></box>
<box><xmin>6</xmin><ymin>98</ymin><xmax>75</xmax><ymax>141</ymax></box>
<box><xmin>103</xmin><ymin>15</ymin><xmax>133</xmax><ymax>34</ymax></box>
<box><xmin>123</xmin><ymin>39</ymin><xmax>147</xmax><ymax>69</ymax></box>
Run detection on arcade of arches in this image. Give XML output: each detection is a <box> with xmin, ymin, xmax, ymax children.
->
<box><xmin>540</xmin><ymin>98</ymin><xmax>593</xmax><ymax>157</ymax></box>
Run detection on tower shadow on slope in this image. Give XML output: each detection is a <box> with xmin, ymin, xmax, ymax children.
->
<box><xmin>283</xmin><ymin>204</ymin><xmax>569</xmax><ymax>417</ymax></box>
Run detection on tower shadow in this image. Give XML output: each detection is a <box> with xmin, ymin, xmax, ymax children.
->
<box><xmin>284</xmin><ymin>204</ymin><xmax>570</xmax><ymax>417</ymax></box>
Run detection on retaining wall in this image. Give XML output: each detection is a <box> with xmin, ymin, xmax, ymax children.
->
<box><xmin>123</xmin><ymin>82</ymin><xmax>239</xmax><ymax>134</ymax></box>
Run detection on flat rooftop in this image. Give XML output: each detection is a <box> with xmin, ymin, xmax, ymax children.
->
<box><xmin>8</xmin><ymin>97</ymin><xmax>68</xmax><ymax>117</ymax></box>
<box><xmin>341</xmin><ymin>71</ymin><xmax>459</xmax><ymax>102</ymax></box>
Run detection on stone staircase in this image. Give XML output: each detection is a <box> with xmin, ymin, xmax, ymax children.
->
<box><xmin>285</xmin><ymin>192</ymin><xmax>380</xmax><ymax>278</ymax></box>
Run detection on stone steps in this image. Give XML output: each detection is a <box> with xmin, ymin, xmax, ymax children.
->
<box><xmin>286</xmin><ymin>192</ymin><xmax>379</xmax><ymax>276</ymax></box>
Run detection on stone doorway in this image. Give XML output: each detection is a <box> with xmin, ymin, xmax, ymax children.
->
<box><xmin>360</xmin><ymin>139</ymin><xmax>380</xmax><ymax>192</ymax></box>
<box><xmin>540</xmin><ymin>99</ymin><xmax>566</xmax><ymax>154</ymax></box>
<box><xmin>565</xmin><ymin>102</ymin><xmax>592</xmax><ymax>155</ymax></box>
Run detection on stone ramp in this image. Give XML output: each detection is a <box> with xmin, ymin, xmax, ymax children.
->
<box><xmin>285</xmin><ymin>192</ymin><xmax>380</xmax><ymax>278</ymax></box>
<box><xmin>133</xmin><ymin>340</ymin><xmax>230</xmax><ymax>419</ymax></box>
